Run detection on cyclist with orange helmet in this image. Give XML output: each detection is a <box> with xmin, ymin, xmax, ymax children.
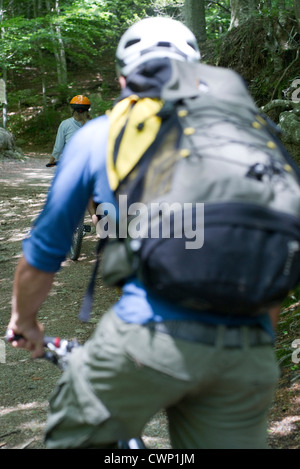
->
<box><xmin>48</xmin><ymin>94</ymin><xmax>97</xmax><ymax>224</ymax></box>
<box><xmin>48</xmin><ymin>95</ymin><xmax>91</xmax><ymax>166</ymax></box>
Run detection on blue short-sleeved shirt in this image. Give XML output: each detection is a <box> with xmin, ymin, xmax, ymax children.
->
<box><xmin>23</xmin><ymin>114</ymin><xmax>273</xmax><ymax>334</ymax></box>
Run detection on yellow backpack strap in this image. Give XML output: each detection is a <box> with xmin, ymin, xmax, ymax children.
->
<box><xmin>106</xmin><ymin>95</ymin><xmax>164</xmax><ymax>191</ymax></box>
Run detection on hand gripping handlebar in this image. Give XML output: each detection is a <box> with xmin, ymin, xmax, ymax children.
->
<box><xmin>5</xmin><ymin>329</ymin><xmax>147</xmax><ymax>448</ymax></box>
<box><xmin>5</xmin><ymin>329</ymin><xmax>80</xmax><ymax>370</ymax></box>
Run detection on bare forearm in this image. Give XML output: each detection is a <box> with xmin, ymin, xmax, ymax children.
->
<box><xmin>10</xmin><ymin>256</ymin><xmax>54</xmax><ymax>325</ymax></box>
<box><xmin>87</xmin><ymin>197</ymin><xmax>98</xmax><ymax>226</ymax></box>
<box><xmin>8</xmin><ymin>256</ymin><xmax>55</xmax><ymax>357</ymax></box>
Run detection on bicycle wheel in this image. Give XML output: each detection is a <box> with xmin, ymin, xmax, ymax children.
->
<box><xmin>69</xmin><ymin>219</ymin><xmax>84</xmax><ymax>261</ymax></box>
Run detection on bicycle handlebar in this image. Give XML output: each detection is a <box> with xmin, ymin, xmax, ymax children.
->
<box><xmin>6</xmin><ymin>329</ymin><xmax>62</xmax><ymax>347</ymax></box>
<box><xmin>5</xmin><ymin>329</ymin><xmax>147</xmax><ymax>448</ymax></box>
<box><xmin>5</xmin><ymin>329</ymin><xmax>80</xmax><ymax>370</ymax></box>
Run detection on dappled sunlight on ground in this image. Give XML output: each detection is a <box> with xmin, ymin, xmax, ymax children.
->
<box><xmin>0</xmin><ymin>401</ymin><xmax>48</xmax><ymax>417</ymax></box>
<box><xmin>269</xmin><ymin>416</ymin><xmax>300</xmax><ymax>437</ymax></box>
<box><xmin>0</xmin><ymin>401</ymin><xmax>49</xmax><ymax>449</ymax></box>
<box><xmin>0</xmin><ymin>156</ymin><xmax>299</xmax><ymax>449</ymax></box>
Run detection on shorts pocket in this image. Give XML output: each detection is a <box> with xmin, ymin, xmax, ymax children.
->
<box><xmin>46</xmin><ymin>347</ymin><xmax>111</xmax><ymax>448</ymax></box>
<box><xmin>69</xmin><ymin>347</ymin><xmax>111</xmax><ymax>425</ymax></box>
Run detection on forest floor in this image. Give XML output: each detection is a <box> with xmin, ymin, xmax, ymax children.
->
<box><xmin>0</xmin><ymin>154</ymin><xmax>299</xmax><ymax>450</ymax></box>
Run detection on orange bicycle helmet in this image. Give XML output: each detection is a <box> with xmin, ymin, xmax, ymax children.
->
<box><xmin>69</xmin><ymin>95</ymin><xmax>91</xmax><ymax>113</ymax></box>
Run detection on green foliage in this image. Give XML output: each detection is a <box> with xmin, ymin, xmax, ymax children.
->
<box><xmin>150</xmin><ymin>0</ymin><xmax>183</xmax><ymax>18</ymax></box>
<box><xmin>0</xmin><ymin>0</ymin><xmax>152</xmax><ymax>143</ymax></box>
<box><xmin>274</xmin><ymin>285</ymin><xmax>300</xmax><ymax>369</ymax></box>
<box><xmin>1</xmin><ymin>0</ymin><xmax>300</xmax><ymax>150</ymax></box>
<box><xmin>0</xmin><ymin>0</ymin><xmax>152</xmax><ymax>76</ymax></box>
<box><xmin>205</xmin><ymin>1</ymin><xmax>231</xmax><ymax>39</ymax></box>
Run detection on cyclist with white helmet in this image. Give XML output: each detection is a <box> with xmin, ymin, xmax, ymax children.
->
<box><xmin>116</xmin><ymin>16</ymin><xmax>200</xmax><ymax>77</ymax></box>
<box><xmin>7</xmin><ymin>17</ymin><xmax>279</xmax><ymax>449</ymax></box>
<box><xmin>48</xmin><ymin>95</ymin><xmax>91</xmax><ymax>165</ymax></box>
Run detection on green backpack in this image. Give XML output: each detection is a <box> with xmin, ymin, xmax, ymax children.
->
<box><xmin>80</xmin><ymin>60</ymin><xmax>300</xmax><ymax>321</ymax></box>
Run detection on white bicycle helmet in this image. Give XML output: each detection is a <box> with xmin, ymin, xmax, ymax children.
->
<box><xmin>116</xmin><ymin>17</ymin><xmax>201</xmax><ymax>77</ymax></box>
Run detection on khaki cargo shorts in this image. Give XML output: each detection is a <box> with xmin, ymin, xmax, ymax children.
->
<box><xmin>45</xmin><ymin>309</ymin><xmax>279</xmax><ymax>449</ymax></box>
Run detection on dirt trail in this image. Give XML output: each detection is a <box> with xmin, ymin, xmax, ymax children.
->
<box><xmin>0</xmin><ymin>154</ymin><xmax>170</xmax><ymax>449</ymax></box>
<box><xmin>0</xmin><ymin>155</ymin><xmax>299</xmax><ymax>449</ymax></box>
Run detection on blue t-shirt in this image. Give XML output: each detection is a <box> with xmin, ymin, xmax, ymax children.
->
<box><xmin>23</xmin><ymin>115</ymin><xmax>274</xmax><ymax>335</ymax></box>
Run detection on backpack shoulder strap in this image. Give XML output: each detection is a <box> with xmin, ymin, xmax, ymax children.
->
<box><xmin>78</xmin><ymin>95</ymin><xmax>165</xmax><ymax>322</ymax></box>
<box><xmin>106</xmin><ymin>95</ymin><xmax>164</xmax><ymax>191</ymax></box>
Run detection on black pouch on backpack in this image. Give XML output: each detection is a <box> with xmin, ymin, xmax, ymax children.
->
<box><xmin>135</xmin><ymin>202</ymin><xmax>300</xmax><ymax>315</ymax></box>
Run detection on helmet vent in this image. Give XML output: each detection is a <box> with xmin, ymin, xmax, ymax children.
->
<box><xmin>157</xmin><ymin>41</ymin><xmax>171</xmax><ymax>48</ymax></box>
<box><xmin>125</xmin><ymin>39</ymin><xmax>141</xmax><ymax>48</ymax></box>
<box><xmin>187</xmin><ymin>41</ymin><xmax>197</xmax><ymax>51</ymax></box>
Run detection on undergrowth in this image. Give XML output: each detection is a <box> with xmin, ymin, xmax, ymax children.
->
<box><xmin>276</xmin><ymin>287</ymin><xmax>300</xmax><ymax>381</ymax></box>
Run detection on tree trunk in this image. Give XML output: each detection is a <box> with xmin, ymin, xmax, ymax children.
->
<box><xmin>54</xmin><ymin>0</ymin><xmax>67</xmax><ymax>86</ymax></box>
<box><xmin>0</xmin><ymin>0</ymin><xmax>7</xmax><ymax>128</ymax></box>
<box><xmin>184</xmin><ymin>0</ymin><xmax>207</xmax><ymax>43</ymax></box>
<box><xmin>1</xmin><ymin>70</ymin><xmax>7</xmax><ymax>129</ymax></box>
<box><xmin>45</xmin><ymin>0</ymin><xmax>67</xmax><ymax>87</ymax></box>
<box><xmin>229</xmin><ymin>0</ymin><xmax>259</xmax><ymax>29</ymax></box>
<box><xmin>295</xmin><ymin>0</ymin><xmax>300</xmax><ymax>32</ymax></box>
<box><xmin>34</xmin><ymin>0</ymin><xmax>47</xmax><ymax>110</ymax></box>
<box><xmin>277</xmin><ymin>0</ymin><xmax>286</xmax><ymax>25</ymax></box>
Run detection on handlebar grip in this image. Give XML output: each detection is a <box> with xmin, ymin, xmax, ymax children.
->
<box><xmin>5</xmin><ymin>330</ymin><xmax>61</xmax><ymax>348</ymax></box>
<box><xmin>5</xmin><ymin>329</ymin><xmax>23</xmax><ymax>343</ymax></box>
